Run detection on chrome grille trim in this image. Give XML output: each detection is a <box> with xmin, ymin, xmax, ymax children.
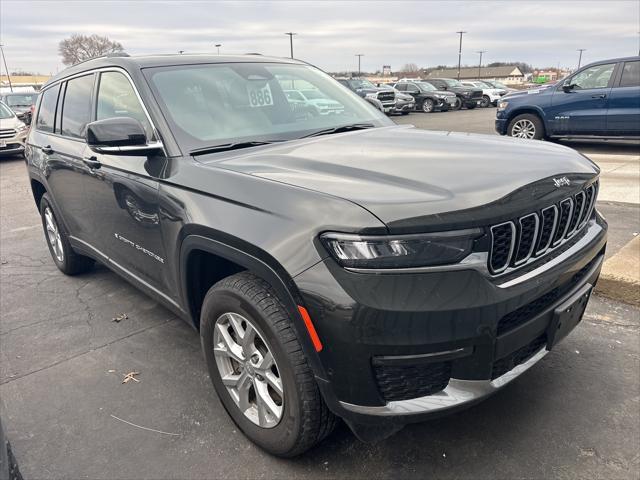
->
<box><xmin>552</xmin><ymin>198</ymin><xmax>574</xmax><ymax>247</ymax></box>
<box><xmin>566</xmin><ymin>191</ymin><xmax>586</xmax><ymax>238</ymax></box>
<box><xmin>513</xmin><ymin>213</ymin><xmax>539</xmax><ymax>266</ymax></box>
<box><xmin>535</xmin><ymin>205</ymin><xmax>558</xmax><ymax>256</ymax></box>
<box><xmin>488</xmin><ymin>181</ymin><xmax>599</xmax><ymax>277</ymax></box>
<box><xmin>489</xmin><ymin>221</ymin><xmax>516</xmax><ymax>274</ymax></box>
<box><xmin>0</xmin><ymin>129</ymin><xmax>17</xmax><ymax>139</ymax></box>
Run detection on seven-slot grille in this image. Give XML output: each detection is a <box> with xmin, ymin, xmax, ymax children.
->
<box><xmin>0</xmin><ymin>128</ymin><xmax>17</xmax><ymax>139</ymax></box>
<box><xmin>488</xmin><ymin>182</ymin><xmax>598</xmax><ymax>274</ymax></box>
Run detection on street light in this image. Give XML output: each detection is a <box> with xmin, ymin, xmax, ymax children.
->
<box><xmin>456</xmin><ymin>31</ymin><xmax>467</xmax><ymax>80</ymax></box>
<box><xmin>215</xmin><ymin>44</ymin><xmax>222</xmax><ymax>55</ymax></box>
<box><xmin>0</xmin><ymin>44</ymin><xmax>13</xmax><ymax>92</ymax></box>
<box><xmin>476</xmin><ymin>50</ymin><xmax>486</xmax><ymax>79</ymax></box>
<box><xmin>577</xmin><ymin>48</ymin><xmax>586</xmax><ymax>69</ymax></box>
<box><xmin>284</xmin><ymin>33</ymin><xmax>297</xmax><ymax>59</ymax></box>
<box><xmin>355</xmin><ymin>54</ymin><xmax>364</xmax><ymax>76</ymax></box>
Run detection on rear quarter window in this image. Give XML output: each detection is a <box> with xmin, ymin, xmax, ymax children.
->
<box><xmin>35</xmin><ymin>85</ymin><xmax>60</xmax><ymax>133</ymax></box>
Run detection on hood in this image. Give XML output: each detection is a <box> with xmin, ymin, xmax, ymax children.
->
<box><xmin>199</xmin><ymin>126</ymin><xmax>598</xmax><ymax>231</ymax></box>
<box><xmin>0</xmin><ymin>115</ymin><xmax>22</xmax><ymax>129</ymax></box>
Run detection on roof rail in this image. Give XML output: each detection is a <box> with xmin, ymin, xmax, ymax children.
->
<box><xmin>65</xmin><ymin>51</ymin><xmax>130</xmax><ymax>69</ymax></box>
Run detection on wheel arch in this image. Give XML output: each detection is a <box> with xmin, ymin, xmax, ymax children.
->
<box><xmin>506</xmin><ymin>106</ymin><xmax>548</xmax><ymax>129</ymax></box>
<box><xmin>179</xmin><ymin>231</ymin><xmax>329</xmax><ymax>381</ymax></box>
<box><xmin>30</xmin><ymin>177</ymin><xmax>47</xmax><ymax>208</ymax></box>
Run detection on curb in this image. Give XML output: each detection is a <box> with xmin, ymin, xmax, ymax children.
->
<box><xmin>595</xmin><ymin>236</ymin><xmax>640</xmax><ymax>306</ymax></box>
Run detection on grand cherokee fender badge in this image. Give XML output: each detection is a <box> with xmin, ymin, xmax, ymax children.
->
<box><xmin>552</xmin><ymin>176</ymin><xmax>571</xmax><ymax>187</ymax></box>
<box><xmin>114</xmin><ymin>233</ymin><xmax>165</xmax><ymax>264</ymax></box>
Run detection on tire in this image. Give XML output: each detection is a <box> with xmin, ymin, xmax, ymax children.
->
<box><xmin>200</xmin><ymin>272</ymin><xmax>337</xmax><ymax>457</ymax></box>
<box><xmin>401</xmin><ymin>111</ymin><xmax>409</xmax><ymax>115</ymax></box>
<box><xmin>465</xmin><ymin>102</ymin><xmax>477</xmax><ymax>109</ymax></box>
<box><xmin>39</xmin><ymin>193</ymin><xmax>94</xmax><ymax>275</ymax></box>
<box><xmin>421</xmin><ymin>98</ymin><xmax>435</xmax><ymax>113</ymax></box>
<box><xmin>479</xmin><ymin>95</ymin><xmax>490</xmax><ymax>108</ymax></box>
<box><xmin>507</xmin><ymin>113</ymin><xmax>545</xmax><ymax>140</ymax></box>
<box><xmin>452</xmin><ymin>97</ymin><xmax>462</xmax><ymax>110</ymax></box>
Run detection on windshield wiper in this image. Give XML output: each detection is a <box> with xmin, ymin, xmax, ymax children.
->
<box><xmin>301</xmin><ymin>123</ymin><xmax>375</xmax><ymax>138</ymax></box>
<box><xmin>190</xmin><ymin>140</ymin><xmax>286</xmax><ymax>156</ymax></box>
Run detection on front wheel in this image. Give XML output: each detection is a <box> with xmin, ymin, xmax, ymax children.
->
<box><xmin>479</xmin><ymin>95</ymin><xmax>490</xmax><ymax>108</ymax></box>
<box><xmin>507</xmin><ymin>113</ymin><xmax>545</xmax><ymax>140</ymax></box>
<box><xmin>422</xmin><ymin>98</ymin><xmax>435</xmax><ymax>113</ymax></box>
<box><xmin>200</xmin><ymin>272</ymin><xmax>337</xmax><ymax>457</ymax></box>
<box><xmin>452</xmin><ymin>97</ymin><xmax>462</xmax><ymax>110</ymax></box>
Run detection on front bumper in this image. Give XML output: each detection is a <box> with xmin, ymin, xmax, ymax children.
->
<box><xmin>295</xmin><ymin>214</ymin><xmax>607</xmax><ymax>425</ymax></box>
<box><xmin>394</xmin><ymin>102</ymin><xmax>415</xmax><ymax>113</ymax></box>
<box><xmin>0</xmin><ymin>129</ymin><xmax>27</xmax><ymax>156</ymax></box>
<box><xmin>495</xmin><ymin>116</ymin><xmax>509</xmax><ymax>135</ymax></box>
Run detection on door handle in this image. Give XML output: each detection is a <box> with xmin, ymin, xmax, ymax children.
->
<box><xmin>41</xmin><ymin>145</ymin><xmax>54</xmax><ymax>155</ymax></box>
<box><xmin>83</xmin><ymin>156</ymin><xmax>102</xmax><ymax>169</ymax></box>
<box><xmin>591</xmin><ymin>94</ymin><xmax>607</xmax><ymax>99</ymax></box>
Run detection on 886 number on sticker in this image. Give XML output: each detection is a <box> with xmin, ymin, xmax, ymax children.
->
<box><xmin>248</xmin><ymin>83</ymin><xmax>274</xmax><ymax>107</ymax></box>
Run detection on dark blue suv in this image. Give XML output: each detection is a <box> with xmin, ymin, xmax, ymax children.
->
<box><xmin>496</xmin><ymin>56</ymin><xmax>639</xmax><ymax>140</ymax></box>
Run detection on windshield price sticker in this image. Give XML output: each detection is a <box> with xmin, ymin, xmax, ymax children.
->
<box><xmin>248</xmin><ymin>83</ymin><xmax>274</xmax><ymax>107</ymax></box>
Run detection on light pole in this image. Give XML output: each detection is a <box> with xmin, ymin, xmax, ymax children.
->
<box><xmin>476</xmin><ymin>50</ymin><xmax>486</xmax><ymax>79</ymax></box>
<box><xmin>577</xmin><ymin>48</ymin><xmax>586</xmax><ymax>69</ymax></box>
<box><xmin>284</xmin><ymin>33</ymin><xmax>297</xmax><ymax>59</ymax></box>
<box><xmin>0</xmin><ymin>44</ymin><xmax>13</xmax><ymax>92</ymax></box>
<box><xmin>456</xmin><ymin>31</ymin><xmax>467</xmax><ymax>80</ymax></box>
<box><xmin>215</xmin><ymin>44</ymin><xmax>221</xmax><ymax>55</ymax></box>
<box><xmin>355</xmin><ymin>54</ymin><xmax>364</xmax><ymax>75</ymax></box>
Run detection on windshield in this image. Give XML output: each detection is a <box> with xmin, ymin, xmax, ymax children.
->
<box><xmin>443</xmin><ymin>79</ymin><xmax>463</xmax><ymax>87</ymax></box>
<box><xmin>347</xmin><ymin>79</ymin><xmax>376</xmax><ymax>90</ymax></box>
<box><xmin>5</xmin><ymin>94</ymin><xmax>37</xmax><ymax>106</ymax></box>
<box><xmin>490</xmin><ymin>81</ymin><xmax>507</xmax><ymax>89</ymax></box>
<box><xmin>145</xmin><ymin>63</ymin><xmax>391</xmax><ymax>152</ymax></box>
<box><xmin>416</xmin><ymin>82</ymin><xmax>437</xmax><ymax>92</ymax></box>
<box><xmin>0</xmin><ymin>102</ymin><xmax>14</xmax><ymax>119</ymax></box>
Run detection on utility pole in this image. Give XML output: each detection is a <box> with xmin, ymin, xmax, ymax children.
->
<box><xmin>476</xmin><ymin>50</ymin><xmax>486</xmax><ymax>79</ymax></box>
<box><xmin>0</xmin><ymin>44</ymin><xmax>13</xmax><ymax>92</ymax></box>
<box><xmin>456</xmin><ymin>31</ymin><xmax>467</xmax><ymax>80</ymax></box>
<box><xmin>215</xmin><ymin>44</ymin><xmax>221</xmax><ymax>55</ymax></box>
<box><xmin>355</xmin><ymin>54</ymin><xmax>364</xmax><ymax>75</ymax></box>
<box><xmin>577</xmin><ymin>48</ymin><xmax>586</xmax><ymax>69</ymax></box>
<box><xmin>284</xmin><ymin>32</ymin><xmax>297</xmax><ymax>59</ymax></box>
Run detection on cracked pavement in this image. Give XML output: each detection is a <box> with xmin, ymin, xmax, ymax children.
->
<box><xmin>1</xmin><ymin>139</ymin><xmax>639</xmax><ymax>479</ymax></box>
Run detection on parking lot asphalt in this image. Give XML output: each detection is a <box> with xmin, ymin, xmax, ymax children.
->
<box><xmin>1</xmin><ymin>111</ymin><xmax>639</xmax><ymax>479</ymax></box>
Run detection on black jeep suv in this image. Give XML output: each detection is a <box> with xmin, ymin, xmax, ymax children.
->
<box><xmin>423</xmin><ymin>78</ymin><xmax>483</xmax><ymax>110</ymax></box>
<box><xmin>25</xmin><ymin>54</ymin><xmax>607</xmax><ymax>457</ymax></box>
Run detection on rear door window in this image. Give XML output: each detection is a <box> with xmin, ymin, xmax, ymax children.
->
<box><xmin>60</xmin><ymin>74</ymin><xmax>95</xmax><ymax>139</ymax></box>
<box><xmin>35</xmin><ymin>85</ymin><xmax>60</xmax><ymax>133</ymax></box>
<box><xmin>619</xmin><ymin>61</ymin><xmax>640</xmax><ymax>87</ymax></box>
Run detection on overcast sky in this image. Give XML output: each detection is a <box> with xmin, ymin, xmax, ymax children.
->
<box><xmin>1</xmin><ymin>0</ymin><xmax>638</xmax><ymax>75</ymax></box>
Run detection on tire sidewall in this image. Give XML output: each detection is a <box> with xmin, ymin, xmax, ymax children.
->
<box><xmin>508</xmin><ymin>114</ymin><xmax>544</xmax><ymax>140</ymax></box>
<box><xmin>480</xmin><ymin>95</ymin><xmax>490</xmax><ymax>107</ymax></box>
<box><xmin>200</xmin><ymin>288</ymin><xmax>305</xmax><ymax>455</ymax></box>
<box><xmin>39</xmin><ymin>194</ymin><xmax>70</xmax><ymax>272</ymax></box>
<box><xmin>452</xmin><ymin>97</ymin><xmax>462</xmax><ymax>110</ymax></box>
<box><xmin>422</xmin><ymin>98</ymin><xmax>434</xmax><ymax>113</ymax></box>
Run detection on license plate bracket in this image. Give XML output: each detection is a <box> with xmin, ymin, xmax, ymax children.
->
<box><xmin>547</xmin><ymin>283</ymin><xmax>592</xmax><ymax>349</ymax></box>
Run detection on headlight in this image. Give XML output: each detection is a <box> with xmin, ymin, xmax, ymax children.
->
<box><xmin>497</xmin><ymin>101</ymin><xmax>509</xmax><ymax>111</ymax></box>
<box><xmin>320</xmin><ymin>229</ymin><xmax>482</xmax><ymax>269</ymax></box>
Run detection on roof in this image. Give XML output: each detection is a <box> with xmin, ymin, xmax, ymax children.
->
<box><xmin>426</xmin><ymin>66</ymin><xmax>524</xmax><ymax>79</ymax></box>
<box><xmin>44</xmin><ymin>53</ymin><xmax>304</xmax><ymax>88</ymax></box>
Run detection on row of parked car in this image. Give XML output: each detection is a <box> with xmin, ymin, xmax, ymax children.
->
<box><xmin>0</xmin><ymin>91</ymin><xmax>35</xmax><ymax>157</ymax></box>
<box><xmin>336</xmin><ymin>77</ymin><xmax>513</xmax><ymax>115</ymax></box>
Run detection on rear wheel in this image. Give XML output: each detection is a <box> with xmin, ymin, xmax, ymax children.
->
<box><xmin>422</xmin><ymin>99</ymin><xmax>435</xmax><ymax>113</ymax></box>
<box><xmin>508</xmin><ymin>113</ymin><xmax>545</xmax><ymax>140</ymax></box>
<box><xmin>479</xmin><ymin>95</ymin><xmax>490</xmax><ymax>108</ymax></box>
<box><xmin>200</xmin><ymin>272</ymin><xmax>337</xmax><ymax>457</ymax></box>
<box><xmin>452</xmin><ymin>97</ymin><xmax>462</xmax><ymax>110</ymax></box>
<box><xmin>39</xmin><ymin>193</ymin><xmax>94</xmax><ymax>275</ymax></box>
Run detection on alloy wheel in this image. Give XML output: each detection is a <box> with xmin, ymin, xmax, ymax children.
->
<box><xmin>422</xmin><ymin>99</ymin><xmax>434</xmax><ymax>113</ymax></box>
<box><xmin>44</xmin><ymin>207</ymin><xmax>64</xmax><ymax>262</ymax></box>
<box><xmin>213</xmin><ymin>312</ymin><xmax>284</xmax><ymax>428</ymax></box>
<box><xmin>511</xmin><ymin>119</ymin><xmax>537</xmax><ymax>139</ymax></box>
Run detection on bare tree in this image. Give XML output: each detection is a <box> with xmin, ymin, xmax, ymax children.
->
<box><xmin>58</xmin><ymin>34</ymin><xmax>124</xmax><ymax>66</ymax></box>
<box><xmin>400</xmin><ymin>63</ymin><xmax>419</xmax><ymax>73</ymax></box>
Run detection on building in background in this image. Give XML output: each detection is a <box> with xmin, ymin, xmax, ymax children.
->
<box><xmin>0</xmin><ymin>75</ymin><xmax>50</xmax><ymax>93</ymax></box>
<box><xmin>425</xmin><ymin>66</ymin><xmax>525</xmax><ymax>85</ymax></box>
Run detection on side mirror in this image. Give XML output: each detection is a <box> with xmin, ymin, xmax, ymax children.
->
<box><xmin>86</xmin><ymin>117</ymin><xmax>162</xmax><ymax>155</ymax></box>
<box><xmin>562</xmin><ymin>82</ymin><xmax>575</xmax><ymax>92</ymax></box>
<box><xmin>440</xmin><ymin>85</ymin><xmax>447</xmax><ymax>90</ymax></box>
